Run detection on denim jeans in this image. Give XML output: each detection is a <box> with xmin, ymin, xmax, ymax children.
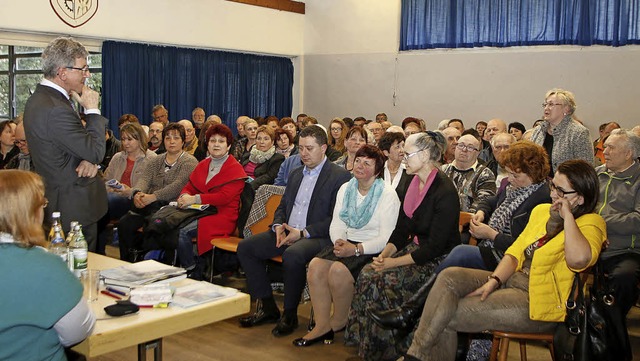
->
<box><xmin>176</xmin><ymin>220</ymin><xmax>199</xmax><ymax>270</ymax></box>
<box><xmin>406</xmin><ymin>267</ymin><xmax>556</xmax><ymax>361</ymax></box>
<box><xmin>435</xmin><ymin>244</ymin><xmax>487</xmax><ymax>274</ymax></box>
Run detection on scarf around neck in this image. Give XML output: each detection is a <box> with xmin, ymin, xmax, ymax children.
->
<box><xmin>339</xmin><ymin>177</ymin><xmax>385</xmax><ymax>229</ymax></box>
<box><xmin>485</xmin><ymin>181</ymin><xmax>544</xmax><ymax>243</ymax></box>
<box><xmin>249</xmin><ymin>145</ymin><xmax>276</xmax><ymax>164</ymax></box>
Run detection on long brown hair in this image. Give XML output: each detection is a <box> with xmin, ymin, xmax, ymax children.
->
<box><xmin>0</xmin><ymin>170</ymin><xmax>47</xmax><ymax>247</ymax></box>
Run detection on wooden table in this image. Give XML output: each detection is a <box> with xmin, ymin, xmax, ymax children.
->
<box><xmin>72</xmin><ymin>253</ymin><xmax>250</xmax><ymax>361</ymax></box>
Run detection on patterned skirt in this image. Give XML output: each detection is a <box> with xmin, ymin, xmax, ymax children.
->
<box><xmin>344</xmin><ymin>243</ymin><xmax>447</xmax><ymax>361</ymax></box>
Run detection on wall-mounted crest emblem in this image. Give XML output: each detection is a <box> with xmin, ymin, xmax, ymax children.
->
<box><xmin>50</xmin><ymin>0</ymin><xmax>98</xmax><ymax>28</ymax></box>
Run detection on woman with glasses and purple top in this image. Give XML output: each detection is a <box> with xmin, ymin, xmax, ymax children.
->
<box><xmin>530</xmin><ymin>88</ymin><xmax>594</xmax><ymax>176</ymax></box>
<box><xmin>344</xmin><ymin>131</ymin><xmax>461</xmax><ymax>361</ymax></box>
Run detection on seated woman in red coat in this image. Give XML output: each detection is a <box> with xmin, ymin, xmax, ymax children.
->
<box><xmin>175</xmin><ymin>124</ymin><xmax>248</xmax><ymax>279</ymax></box>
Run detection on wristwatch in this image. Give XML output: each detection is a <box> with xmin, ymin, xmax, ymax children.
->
<box><xmin>354</xmin><ymin>244</ymin><xmax>361</xmax><ymax>257</ymax></box>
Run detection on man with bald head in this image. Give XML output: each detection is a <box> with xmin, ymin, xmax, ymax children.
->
<box><xmin>441</xmin><ymin>134</ymin><xmax>496</xmax><ymax>213</ymax></box>
<box><xmin>4</xmin><ymin>122</ymin><xmax>34</xmax><ymax>171</ymax></box>
<box><xmin>442</xmin><ymin>127</ymin><xmax>461</xmax><ymax>164</ymax></box>
<box><xmin>178</xmin><ymin>119</ymin><xmax>198</xmax><ymax>155</ymax></box>
<box><xmin>488</xmin><ymin>133</ymin><xmax>517</xmax><ymax>188</ymax></box>
<box><xmin>479</xmin><ymin>118</ymin><xmax>507</xmax><ymax>164</ymax></box>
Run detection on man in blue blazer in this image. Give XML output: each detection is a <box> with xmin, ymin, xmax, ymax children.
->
<box><xmin>238</xmin><ymin>125</ymin><xmax>351</xmax><ymax>336</ymax></box>
<box><xmin>24</xmin><ymin>37</ymin><xmax>108</xmax><ymax>251</ymax></box>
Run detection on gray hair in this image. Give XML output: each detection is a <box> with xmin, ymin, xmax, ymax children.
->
<box><xmin>610</xmin><ymin>128</ymin><xmax>640</xmax><ymax>159</ymax></box>
<box><xmin>408</xmin><ymin>131</ymin><xmax>446</xmax><ymax>166</ymax></box>
<box><xmin>42</xmin><ymin>37</ymin><xmax>88</xmax><ymax>79</ymax></box>
<box><xmin>151</xmin><ymin>104</ymin><xmax>168</xmax><ymax>115</ymax></box>
<box><xmin>490</xmin><ymin>132</ymin><xmax>517</xmax><ymax>146</ymax></box>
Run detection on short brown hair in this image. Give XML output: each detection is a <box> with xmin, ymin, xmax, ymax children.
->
<box><xmin>256</xmin><ymin>125</ymin><xmax>275</xmax><ymax>142</ymax></box>
<box><xmin>500</xmin><ymin>141</ymin><xmax>550</xmax><ymax>184</ymax></box>
<box><xmin>355</xmin><ymin>144</ymin><xmax>385</xmax><ymax>178</ymax></box>
<box><xmin>118</xmin><ymin>114</ymin><xmax>139</xmax><ymax>128</ymax></box>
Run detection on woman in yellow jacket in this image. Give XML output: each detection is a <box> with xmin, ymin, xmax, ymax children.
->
<box><xmin>400</xmin><ymin>159</ymin><xmax>606</xmax><ymax>361</ymax></box>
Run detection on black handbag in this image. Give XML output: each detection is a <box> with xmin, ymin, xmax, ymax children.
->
<box><xmin>553</xmin><ymin>265</ymin><xmax>632</xmax><ymax>361</ymax></box>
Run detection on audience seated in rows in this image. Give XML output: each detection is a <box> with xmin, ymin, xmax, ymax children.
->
<box><xmin>369</xmin><ymin>142</ymin><xmax>552</xmax><ymax>359</ymax></box>
<box><xmin>399</xmin><ymin>160</ymin><xmax>606</xmax><ymax>361</ymax></box>
<box><xmin>118</xmin><ymin>123</ymin><xmax>197</xmax><ymax>262</ymax></box>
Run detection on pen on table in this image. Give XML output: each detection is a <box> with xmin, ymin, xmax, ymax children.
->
<box><xmin>105</xmin><ymin>287</ymin><xmax>127</xmax><ymax>296</ymax></box>
<box><xmin>101</xmin><ymin>290</ymin><xmax>122</xmax><ymax>300</ymax></box>
<box><xmin>138</xmin><ymin>303</ymin><xmax>169</xmax><ymax>308</ymax></box>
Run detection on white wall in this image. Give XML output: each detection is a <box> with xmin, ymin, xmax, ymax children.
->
<box><xmin>0</xmin><ymin>0</ymin><xmax>305</xmax><ymax>115</ymax></box>
<box><xmin>303</xmin><ymin>0</ymin><xmax>640</xmax><ymax>135</ymax></box>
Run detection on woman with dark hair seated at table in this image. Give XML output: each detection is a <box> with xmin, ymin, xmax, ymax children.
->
<box><xmin>292</xmin><ymin>145</ymin><xmax>400</xmax><ymax>347</ymax></box>
<box><xmin>400</xmin><ymin>160</ymin><xmax>606</xmax><ymax>361</ymax></box>
<box><xmin>0</xmin><ymin>170</ymin><xmax>95</xmax><ymax>360</ymax></box>
<box><xmin>370</xmin><ymin>141</ymin><xmax>552</xmax><ymax>331</ymax></box>
<box><xmin>118</xmin><ymin>123</ymin><xmax>198</xmax><ymax>262</ymax></box>
<box><xmin>344</xmin><ymin>131</ymin><xmax>461</xmax><ymax>361</ymax></box>
<box><xmin>175</xmin><ymin>124</ymin><xmax>248</xmax><ymax>279</ymax></box>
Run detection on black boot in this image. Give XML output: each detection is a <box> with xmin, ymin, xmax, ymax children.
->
<box><xmin>239</xmin><ymin>297</ymin><xmax>280</xmax><ymax>327</ymax></box>
<box><xmin>368</xmin><ymin>273</ymin><xmax>437</xmax><ymax>330</ymax></box>
<box><xmin>455</xmin><ymin>332</ymin><xmax>470</xmax><ymax>361</ymax></box>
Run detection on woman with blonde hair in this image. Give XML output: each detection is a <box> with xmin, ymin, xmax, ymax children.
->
<box><xmin>0</xmin><ymin>170</ymin><xmax>95</xmax><ymax>360</ymax></box>
<box><xmin>530</xmin><ymin>88</ymin><xmax>593</xmax><ymax>175</ymax></box>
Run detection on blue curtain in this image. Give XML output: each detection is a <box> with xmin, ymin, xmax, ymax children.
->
<box><xmin>101</xmin><ymin>41</ymin><xmax>294</xmax><ymax>136</ymax></box>
<box><xmin>401</xmin><ymin>0</ymin><xmax>640</xmax><ymax>50</ymax></box>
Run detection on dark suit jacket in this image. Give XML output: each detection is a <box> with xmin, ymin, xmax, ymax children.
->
<box><xmin>275</xmin><ymin>158</ymin><xmax>351</xmax><ymax>238</ymax></box>
<box><xmin>390</xmin><ymin>171</ymin><xmax>461</xmax><ymax>265</ymax></box>
<box><xmin>24</xmin><ymin>84</ymin><xmax>108</xmax><ymax>230</ymax></box>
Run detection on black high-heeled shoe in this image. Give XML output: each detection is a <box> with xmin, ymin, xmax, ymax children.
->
<box><xmin>292</xmin><ymin>329</ymin><xmax>335</xmax><ymax>347</ymax></box>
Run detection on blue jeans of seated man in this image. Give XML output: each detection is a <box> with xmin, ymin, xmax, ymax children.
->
<box><xmin>435</xmin><ymin>244</ymin><xmax>488</xmax><ymax>274</ymax></box>
<box><xmin>176</xmin><ymin>220</ymin><xmax>199</xmax><ymax>270</ymax></box>
<box><xmin>107</xmin><ymin>192</ymin><xmax>132</xmax><ymax>220</ymax></box>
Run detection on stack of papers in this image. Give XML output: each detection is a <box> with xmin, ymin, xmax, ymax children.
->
<box><xmin>101</xmin><ymin>260</ymin><xmax>186</xmax><ymax>288</ymax></box>
<box><xmin>171</xmin><ymin>281</ymin><xmax>238</xmax><ymax>308</ymax></box>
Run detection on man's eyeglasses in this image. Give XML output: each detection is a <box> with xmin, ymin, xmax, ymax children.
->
<box><xmin>541</xmin><ymin>102</ymin><xmax>563</xmax><ymax>108</ymax></box>
<box><xmin>14</xmin><ymin>139</ymin><xmax>27</xmax><ymax>146</ymax></box>
<box><xmin>550</xmin><ymin>182</ymin><xmax>578</xmax><ymax>198</ymax></box>
<box><xmin>456</xmin><ymin>143</ymin><xmax>479</xmax><ymax>152</ymax></box>
<box><xmin>66</xmin><ymin>66</ymin><xmax>90</xmax><ymax>74</ymax></box>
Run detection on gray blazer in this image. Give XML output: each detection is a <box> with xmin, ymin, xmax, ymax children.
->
<box><xmin>24</xmin><ymin>84</ymin><xmax>108</xmax><ymax>231</ymax></box>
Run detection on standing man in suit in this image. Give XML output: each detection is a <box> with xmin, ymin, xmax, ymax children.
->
<box><xmin>237</xmin><ymin>125</ymin><xmax>351</xmax><ymax>336</ymax></box>
<box><xmin>24</xmin><ymin>37</ymin><xmax>108</xmax><ymax>251</ymax></box>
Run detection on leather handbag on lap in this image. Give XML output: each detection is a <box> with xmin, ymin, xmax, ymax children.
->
<box><xmin>553</xmin><ymin>264</ymin><xmax>632</xmax><ymax>361</ymax></box>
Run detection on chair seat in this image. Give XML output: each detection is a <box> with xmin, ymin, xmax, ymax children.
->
<box><xmin>492</xmin><ymin>330</ymin><xmax>554</xmax><ymax>341</ymax></box>
<box><xmin>210</xmin><ymin>236</ymin><xmax>242</xmax><ymax>253</ymax></box>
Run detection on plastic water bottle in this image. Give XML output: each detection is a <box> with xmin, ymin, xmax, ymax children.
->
<box><xmin>65</xmin><ymin>221</ymin><xmax>78</xmax><ymax>246</ymax></box>
<box><xmin>48</xmin><ymin>212</ymin><xmax>65</xmax><ymax>243</ymax></box>
<box><xmin>70</xmin><ymin>224</ymin><xmax>88</xmax><ymax>277</ymax></box>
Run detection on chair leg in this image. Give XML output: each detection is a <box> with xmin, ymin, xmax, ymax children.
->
<box><xmin>498</xmin><ymin>337</ymin><xmax>510</xmax><ymax>361</ymax></box>
<box><xmin>519</xmin><ymin>340</ymin><xmax>527</xmax><ymax>361</ymax></box>
<box><xmin>489</xmin><ymin>335</ymin><xmax>500</xmax><ymax>361</ymax></box>
<box><xmin>308</xmin><ymin>306</ymin><xmax>315</xmax><ymax>331</ymax></box>
<box><xmin>209</xmin><ymin>246</ymin><xmax>215</xmax><ymax>283</ymax></box>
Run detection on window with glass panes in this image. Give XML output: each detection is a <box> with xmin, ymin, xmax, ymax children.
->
<box><xmin>0</xmin><ymin>45</ymin><xmax>101</xmax><ymax>120</ymax></box>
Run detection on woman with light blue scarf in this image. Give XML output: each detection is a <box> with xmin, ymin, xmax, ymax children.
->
<box><xmin>292</xmin><ymin>145</ymin><xmax>400</xmax><ymax>347</ymax></box>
